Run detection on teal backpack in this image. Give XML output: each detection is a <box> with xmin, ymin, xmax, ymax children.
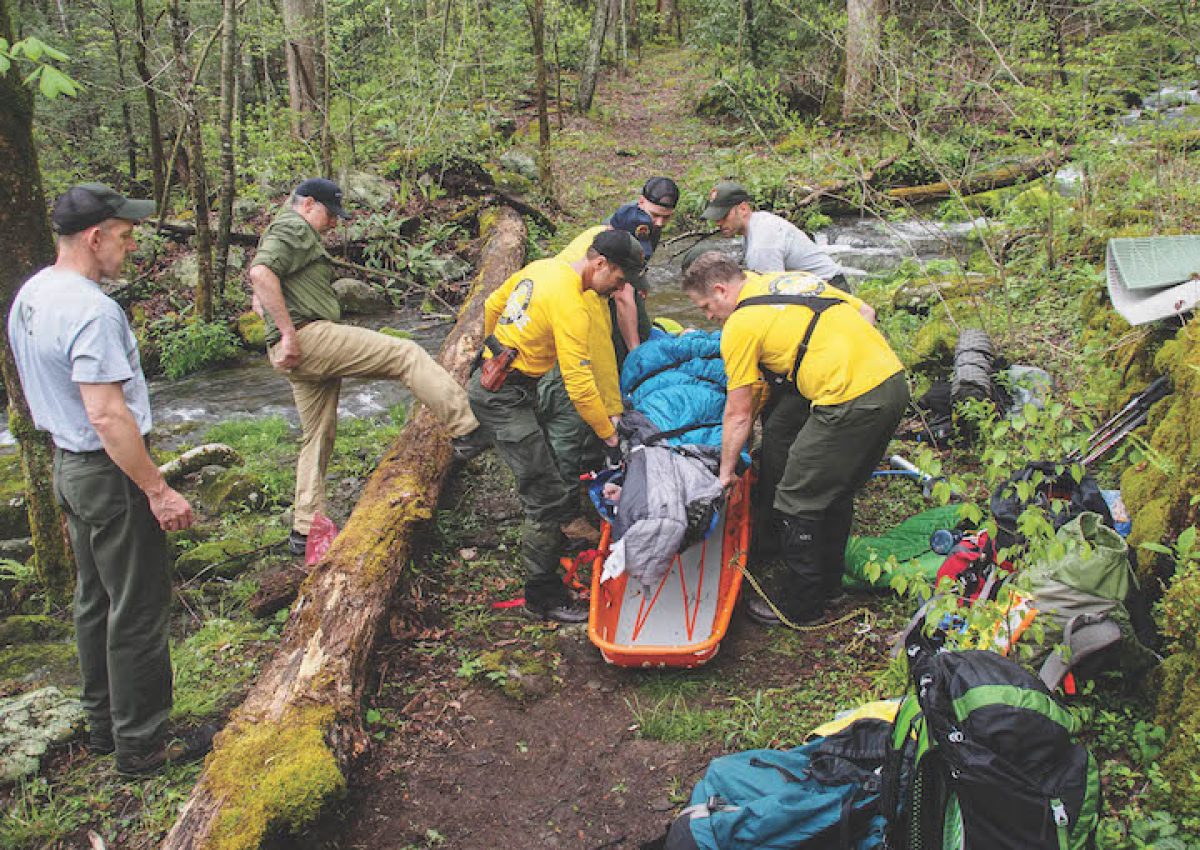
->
<box><xmin>658</xmin><ymin>719</ymin><xmax>890</xmax><ymax>850</ymax></box>
<box><xmin>881</xmin><ymin>647</ymin><xmax>1101</xmax><ymax>850</ymax></box>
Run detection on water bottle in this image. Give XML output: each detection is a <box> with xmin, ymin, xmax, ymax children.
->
<box><xmin>930</xmin><ymin>529</ymin><xmax>964</xmax><ymax>556</ymax></box>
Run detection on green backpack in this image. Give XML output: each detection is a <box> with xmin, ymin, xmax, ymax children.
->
<box><xmin>881</xmin><ymin>648</ymin><xmax>1101</xmax><ymax>850</ymax></box>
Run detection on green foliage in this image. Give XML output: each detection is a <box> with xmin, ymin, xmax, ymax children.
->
<box><xmin>171</xmin><ymin>618</ymin><xmax>274</xmax><ymax>720</ymax></box>
<box><xmin>0</xmin><ymin>36</ymin><xmax>78</xmax><ymax>98</ymax></box>
<box><xmin>159</xmin><ymin>320</ymin><xmax>239</xmax><ymax>379</ymax></box>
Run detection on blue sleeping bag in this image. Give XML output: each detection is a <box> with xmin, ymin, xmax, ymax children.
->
<box><xmin>620</xmin><ymin>329</ymin><xmax>727</xmax><ymax>448</ymax></box>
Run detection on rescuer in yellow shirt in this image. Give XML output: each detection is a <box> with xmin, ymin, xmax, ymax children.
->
<box><xmin>468</xmin><ymin>230</ymin><xmax>645</xmax><ymax>623</ymax></box>
<box><xmin>682</xmin><ymin>252</ymin><xmax>909</xmax><ymax>627</ymax></box>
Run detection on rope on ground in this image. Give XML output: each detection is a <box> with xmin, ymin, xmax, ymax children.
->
<box><xmin>737</xmin><ymin>563</ymin><xmax>875</xmax><ymax>640</ymax></box>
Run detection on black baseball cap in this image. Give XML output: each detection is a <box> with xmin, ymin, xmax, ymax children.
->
<box><xmin>591</xmin><ymin>229</ymin><xmax>645</xmax><ymax>281</ymax></box>
<box><xmin>610</xmin><ymin>203</ymin><xmax>656</xmax><ymax>260</ymax></box>
<box><xmin>701</xmin><ymin>181</ymin><xmax>753</xmax><ymax>220</ymax></box>
<box><xmin>295</xmin><ymin>178</ymin><xmax>350</xmax><ymax>219</ymax></box>
<box><xmin>641</xmin><ymin>176</ymin><xmax>679</xmax><ymax>209</ymax></box>
<box><xmin>52</xmin><ymin>183</ymin><xmax>155</xmax><ymax>236</ymax></box>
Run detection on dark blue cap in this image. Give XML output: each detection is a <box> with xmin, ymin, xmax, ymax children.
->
<box><xmin>610</xmin><ymin>203</ymin><xmax>656</xmax><ymax>259</ymax></box>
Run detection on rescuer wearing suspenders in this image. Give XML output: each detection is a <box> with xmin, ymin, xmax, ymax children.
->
<box><xmin>682</xmin><ymin>252</ymin><xmax>909</xmax><ymax>626</ymax></box>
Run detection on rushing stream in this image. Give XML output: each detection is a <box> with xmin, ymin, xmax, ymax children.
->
<box><xmin>0</xmin><ymin>216</ymin><xmax>987</xmax><ymax>451</ymax></box>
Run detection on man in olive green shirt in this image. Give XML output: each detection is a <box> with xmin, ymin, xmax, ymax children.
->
<box><xmin>249</xmin><ymin>179</ymin><xmax>485</xmax><ymax>555</ymax></box>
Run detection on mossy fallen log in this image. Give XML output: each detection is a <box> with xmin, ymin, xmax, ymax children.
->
<box><xmin>881</xmin><ymin>148</ymin><xmax>1069</xmax><ymax>207</ymax></box>
<box><xmin>159</xmin><ymin>444</ymin><xmax>242</xmax><ymax>484</ymax></box>
<box><xmin>161</xmin><ymin>206</ymin><xmax>528</xmax><ymax>850</ymax></box>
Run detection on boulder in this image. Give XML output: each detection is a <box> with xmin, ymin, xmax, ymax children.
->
<box><xmin>233</xmin><ymin>197</ymin><xmax>260</xmax><ymax>224</ymax></box>
<box><xmin>198</xmin><ymin>469</ymin><xmax>270</xmax><ymax>513</ymax></box>
<box><xmin>342</xmin><ymin>172</ymin><xmax>396</xmax><ymax>209</ymax></box>
<box><xmin>0</xmin><ymin>615</ymin><xmax>71</xmax><ymax>645</ymax></box>
<box><xmin>174</xmin><ymin>538</ymin><xmax>258</xmax><ymax>580</ymax></box>
<box><xmin>0</xmin><ymin>538</ymin><xmax>33</xmax><ymax>563</ymax></box>
<box><xmin>170</xmin><ymin>253</ymin><xmax>199</xmax><ymax>291</ymax></box>
<box><xmin>334</xmin><ymin>278</ymin><xmax>391</xmax><ymax>314</ymax></box>
<box><xmin>0</xmin><ymin>687</ymin><xmax>85</xmax><ymax>782</ymax></box>
<box><xmin>498</xmin><ymin>150</ymin><xmax>539</xmax><ymax>181</ymax></box>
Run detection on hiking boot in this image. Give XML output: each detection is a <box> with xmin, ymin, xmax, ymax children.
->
<box><xmin>560</xmin><ymin>516</ymin><xmax>601</xmax><ymax>545</ymax></box>
<box><xmin>287</xmin><ymin>530</ymin><xmax>308</xmax><ymax>557</ymax></box>
<box><xmin>524</xmin><ymin>598</ymin><xmax>589</xmax><ymax>624</ymax></box>
<box><xmin>115</xmin><ymin>725</ymin><xmax>218</xmax><ymax>777</ymax></box>
<box><xmin>87</xmin><ymin>728</ymin><xmax>115</xmax><ymax>755</ymax></box>
<box><xmin>744</xmin><ymin>596</ymin><xmax>824</xmax><ymax>628</ymax></box>
<box><xmin>451</xmin><ymin>427</ymin><xmax>491</xmax><ymax>463</ymax></box>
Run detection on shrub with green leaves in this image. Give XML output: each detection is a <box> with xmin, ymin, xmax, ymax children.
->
<box><xmin>159</xmin><ymin>320</ymin><xmax>239</xmax><ymax>379</ymax></box>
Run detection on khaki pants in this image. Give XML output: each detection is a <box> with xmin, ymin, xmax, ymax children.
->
<box><xmin>272</xmin><ymin>321</ymin><xmax>479</xmax><ymax>533</ymax></box>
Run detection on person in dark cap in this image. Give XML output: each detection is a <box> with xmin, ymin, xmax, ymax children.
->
<box><xmin>248</xmin><ymin>178</ymin><xmax>488</xmax><ymax>556</ymax></box>
<box><xmin>468</xmin><ymin>230</ymin><xmax>644</xmax><ymax>622</ymax></box>
<box><xmin>702</xmin><ymin>180</ymin><xmax>850</xmax><ymax>290</ymax></box>
<box><xmin>7</xmin><ymin>183</ymin><xmax>214</xmax><ymax>775</ymax></box>
<box><xmin>538</xmin><ymin>205</ymin><xmax>656</xmax><ymax>541</ymax></box>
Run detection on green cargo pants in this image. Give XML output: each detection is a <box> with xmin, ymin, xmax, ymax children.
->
<box><xmin>773</xmin><ymin>371</ymin><xmax>910</xmax><ymax>596</ymax></box>
<box><xmin>467</xmin><ymin>370</ymin><xmax>576</xmax><ymax>609</ymax></box>
<box><xmin>53</xmin><ymin>448</ymin><xmax>173</xmax><ymax>757</ymax></box>
<box><xmin>537</xmin><ymin>365</ymin><xmax>604</xmax><ymax>487</ymax></box>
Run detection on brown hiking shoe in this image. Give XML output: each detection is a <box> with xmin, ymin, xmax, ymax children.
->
<box><xmin>560</xmin><ymin>516</ymin><xmax>601</xmax><ymax>544</ymax></box>
<box><xmin>116</xmin><ymin>725</ymin><xmax>218</xmax><ymax>777</ymax></box>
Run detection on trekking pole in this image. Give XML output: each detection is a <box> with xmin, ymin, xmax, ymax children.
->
<box><xmin>1081</xmin><ymin>409</ymin><xmax>1151</xmax><ymax>466</ymax></box>
<box><xmin>1069</xmin><ymin>376</ymin><xmax>1171</xmax><ymax>463</ymax></box>
<box><xmin>887</xmin><ymin>454</ymin><xmax>964</xmax><ymax>501</ymax></box>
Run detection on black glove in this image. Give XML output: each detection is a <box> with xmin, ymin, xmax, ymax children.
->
<box><xmin>603</xmin><ymin>442</ymin><xmax>623</xmax><ymax>469</ymax></box>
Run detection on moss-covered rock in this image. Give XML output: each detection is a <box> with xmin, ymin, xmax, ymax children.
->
<box><xmin>903</xmin><ymin>318</ymin><xmax>957</xmax><ymax>369</ymax></box>
<box><xmin>0</xmin><ymin>615</ymin><xmax>71</xmax><ymax>645</ymax></box>
<box><xmin>236</xmin><ymin>312</ymin><xmax>266</xmax><ymax>351</ymax></box>
<box><xmin>1149</xmin><ymin>654</ymin><xmax>1200</xmax><ymax>818</ymax></box>
<box><xmin>174</xmin><ymin>538</ymin><xmax>259</xmax><ymax>580</ymax></box>
<box><xmin>0</xmin><ymin>642</ymin><xmax>78</xmax><ymax>686</ymax></box>
<box><xmin>199</xmin><ymin>470</ymin><xmax>270</xmax><ymax>513</ymax></box>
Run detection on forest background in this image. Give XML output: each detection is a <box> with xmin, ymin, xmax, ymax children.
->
<box><xmin>4</xmin><ymin>0</ymin><xmax>1200</xmax><ymax>847</ymax></box>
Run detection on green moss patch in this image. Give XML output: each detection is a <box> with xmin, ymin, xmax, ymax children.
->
<box><xmin>0</xmin><ymin>614</ymin><xmax>71</xmax><ymax>645</ymax></box>
<box><xmin>0</xmin><ymin>642</ymin><xmax>78</xmax><ymax>687</ymax></box>
<box><xmin>207</xmin><ymin>706</ymin><xmax>346</xmax><ymax>850</ymax></box>
<box><xmin>174</xmin><ymin>539</ymin><xmax>259</xmax><ymax>580</ymax></box>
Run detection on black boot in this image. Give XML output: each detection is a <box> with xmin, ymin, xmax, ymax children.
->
<box><xmin>821</xmin><ymin>499</ymin><xmax>854</xmax><ymax>605</ymax></box>
<box><xmin>776</xmin><ymin>514</ymin><xmax>827</xmax><ymax>624</ymax></box>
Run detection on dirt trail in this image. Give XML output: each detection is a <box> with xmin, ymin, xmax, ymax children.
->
<box><xmin>314</xmin><ymin>54</ymin><xmax>897</xmax><ymax>850</ymax></box>
<box><xmin>543</xmin><ymin>47</ymin><xmax>728</xmax><ymax>235</ymax></box>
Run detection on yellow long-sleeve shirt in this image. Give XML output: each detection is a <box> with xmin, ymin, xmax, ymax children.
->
<box><xmin>484</xmin><ymin>258</ymin><xmax>615</xmax><ymax>440</ymax></box>
<box><xmin>555</xmin><ymin>225</ymin><xmax>621</xmax><ymax>416</ymax></box>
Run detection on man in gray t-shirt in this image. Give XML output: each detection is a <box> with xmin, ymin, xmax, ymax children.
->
<box><xmin>701</xmin><ymin>181</ymin><xmax>847</xmax><ymax>287</ymax></box>
<box><xmin>7</xmin><ymin>183</ymin><xmax>210</xmax><ymax>776</ymax></box>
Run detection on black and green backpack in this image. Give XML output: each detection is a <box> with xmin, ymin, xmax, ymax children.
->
<box><xmin>881</xmin><ymin>647</ymin><xmax>1101</xmax><ymax>850</ymax></box>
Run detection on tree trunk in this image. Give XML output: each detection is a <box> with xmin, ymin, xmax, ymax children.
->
<box><xmin>282</xmin><ymin>0</ymin><xmax>321</xmax><ymax>138</ymax></box>
<box><xmin>529</xmin><ymin>0</ymin><xmax>552</xmax><ymax>195</ymax></box>
<box><xmin>0</xmin><ymin>0</ymin><xmax>74</xmax><ymax>606</ymax></box>
<box><xmin>882</xmin><ymin>148</ymin><xmax>1068</xmax><ymax>206</ymax></box>
<box><xmin>319</xmin><ymin>0</ymin><xmax>332</xmax><ymax>176</ymax></box>
<box><xmin>213</xmin><ymin>0</ymin><xmax>237</xmax><ymax>293</ymax></box>
<box><xmin>575</xmin><ymin>0</ymin><xmax>609</xmax><ymax>112</ymax></box>
<box><xmin>106</xmin><ymin>0</ymin><xmax>139</xmax><ymax>182</ymax></box>
<box><xmin>170</xmin><ymin>0</ymin><xmax>215</xmax><ymax>321</ymax></box>
<box><xmin>133</xmin><ymin>0</ymin><xmax>165</xmax><ymax>205</ymax></box>
<box><xmin>740</xmin><ymin>0</ymin><xmax>756</xmax><ymax>67</ymax></box>
<box><xmin>842</xmin><ymin>0</ymin><xmax>882</xmax><ymax>122</ymax></box>
<box><xmin>160</xmin><ymin>207</ymin><xmax>527</xmax><ymax>850</ymax></box>
<box><xmin>656</xmin><ymin>0</ymin><xmax>677</xmax><ymax>39</ymax></box>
